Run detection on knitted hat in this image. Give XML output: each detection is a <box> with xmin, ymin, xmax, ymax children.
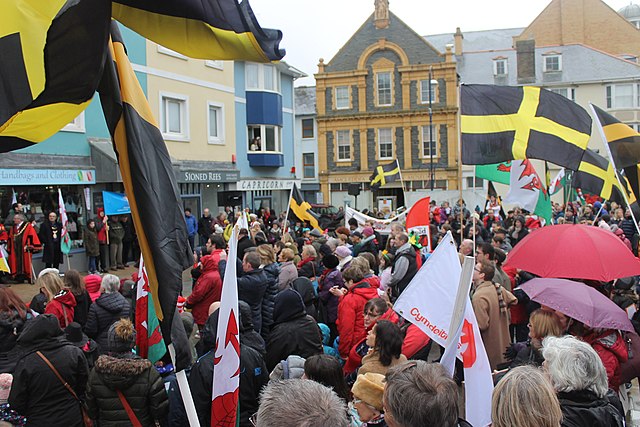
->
<box><xmin>335</xmin><ymin>246</ymin><xmax>351</xmax><ymax>259</ymax></box>
<box><xmin>0</xmin><ymin>373</ymin><xmax>12</xmax><ymax>404</ymax></box>
<box><xmin>362</xmin><ymin>227</ymin><xmax>374</xmax><ymax>237</ymax></box>
<box><xmin>322</xmin><ymin>254</ymin><xmax>339</xmax><ymax>269</ymax></box>
<box><xmin>352</xmin><ymin>372</ymin><xmax>385</xmax><ymax>411</ymax></box>
<box><xmin>107</xmin><ymin>318</ymin><xmax>136</xmax><ymax>353</ymax></box>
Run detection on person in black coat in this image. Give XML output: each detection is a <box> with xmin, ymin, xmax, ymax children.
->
<box><xmin>256</xmin><ymin>244</ymin><xmax>280</xmax><ymax>341</ymax></box>
<box><xmin>86</xmin><ymin>318</ymin><xmax>168</xmax><ymax>426</ymax></box>
<box><xmin>0</xmin><ymin>313</ymin><xmax>27</xmax><ymax>374</ymax></box>
<box><xmin>84</xmin><ymin>274</ymin><xmax>130</xmax><ymax>354</ymax></box>
<box><xmin>189</xmin><ymin>309</ymin><xmax>269</xmax><ymax>427</ymax></box>
<box><xmin>38</xmin><ymin>211</ymin><xmax>63</xmax><ymax>269</ymax></box>
<box><xmin>237</xmin><ymin>229</ymin><xmax>255</xmax><ymax>261</ymax></box>
<box><xmin>265</xmin><ymin>288</ymin><xmax>323</xmax><ymax>371</ymax></box>
<box><xmin>9</xmin><ymin>314</ymin><xmax>89</xmax><ymax>427</ymax></box>
<box><xmin>292</xmin><ymin>277</ymin><xmax>318</xmax><ymax>320</ymax></box>
<box><xmin>219</xmin><ymin>252</ymin><xmax>267</xmax><ymax>334</ymax></box>
<box><xmin>239</xmin><ymin>300</ymin><xmax>266</xmax><ymax>356</ymax></box>
<box><xmin>197</xmin><ymin>209</ymin><xmax>214</xmax><ymax>247</ymax></box>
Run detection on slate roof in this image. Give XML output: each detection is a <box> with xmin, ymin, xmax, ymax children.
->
<box><xmin>425</xmin><ymin>28</ymin><xmax>525</xmax><ymax>53</ymax></box>
<box><xmin>295</xmin><ymin>86</ymin><xmax>316</xmax><ymax>115</ymax></box>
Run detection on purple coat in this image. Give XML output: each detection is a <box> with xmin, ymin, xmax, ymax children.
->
<box><xmin>319</xmin><ymin>268</ymin><xmax>344</xmax><ymax>324</ymax></box>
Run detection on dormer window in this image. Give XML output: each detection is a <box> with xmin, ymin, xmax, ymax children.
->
<box><xmin>543</xmin><ymin>54</ymin><xmax>562</xmax><ymax>72</ymax></box>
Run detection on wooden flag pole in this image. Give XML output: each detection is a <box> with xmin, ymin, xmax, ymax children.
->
<box><xmin>397</xmin><ymin>159</ymin><xmax>408</xmax><ymax>209</ymax></box>
<box><xmin>282</xmin><ymin>184</ymin><xmax>294</xmax><ymax>237</ymax></box>
<box><xmin>457</xmin><ymin>81</ymin><xmax>464</xmax><ymax>245</ymax></box>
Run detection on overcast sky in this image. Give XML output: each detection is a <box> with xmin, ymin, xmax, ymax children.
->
<box><xmin>249</xmin><ymin>0</ymin><xmax>634</xmax><ymax>86</ymax></box>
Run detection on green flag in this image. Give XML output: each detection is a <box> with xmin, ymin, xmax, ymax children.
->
<box><xmin>475</xmin><ymin>162</ymin><xmax>512</xmax><ymax>185</ymax></box>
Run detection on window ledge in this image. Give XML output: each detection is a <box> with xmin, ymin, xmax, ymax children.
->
<box><xmin>248</xmin><ymin>152</ymin><xmax>284</xmax><ymax>167</ymax></box>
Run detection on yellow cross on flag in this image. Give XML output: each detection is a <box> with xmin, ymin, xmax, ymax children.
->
<box><xmin>370</xmin><ymin>159</ymin><xmax>401</xmax><ymax>190</ymax></box>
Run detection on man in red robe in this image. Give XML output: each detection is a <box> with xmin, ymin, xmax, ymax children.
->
<box><xmin>7</xmin><ymin>213</ymin><xmax>41</xmax><ymax>283</ymax></box>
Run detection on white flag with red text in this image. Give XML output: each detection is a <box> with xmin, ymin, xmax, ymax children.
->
<box><xmin>394</xmin><ymin>232</ymin><xmax>493</xmax><ymax>427</ymax></box>
<box><xmin>211</xmin><ymin>227</ymin><xmax>240</xmax><ymax>426</ymax></box>
<box><xmin>58</xmin><ymin>189</ymin><xmax>71</xmax><ymax>254</ymax></box>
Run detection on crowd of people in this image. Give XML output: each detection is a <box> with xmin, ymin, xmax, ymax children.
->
<box><xmin>0</xmin><ymin>197</ymin><xmax>637</xmax><ymax>426</ymax></box>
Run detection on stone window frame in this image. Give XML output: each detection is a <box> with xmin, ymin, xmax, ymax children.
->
<box><xmin>377</xmin><ymin>127</ymin><xmax>394</xmax><ymax>160</ymax></box>
<box><xmin>336</xmin><ymin>129</ymin><xmax>351</xmax><ymax>161</ymax></box>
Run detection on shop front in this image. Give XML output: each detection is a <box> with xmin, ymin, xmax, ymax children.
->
<box><xmin>174</xmin><ymin>164</ymin><xmax>240</xmax><ymax>216</ymax></box>
<box><xmin>229</xmin><ymin>178</ymin><xmax>301</xmax><ymax>215</ymax></box>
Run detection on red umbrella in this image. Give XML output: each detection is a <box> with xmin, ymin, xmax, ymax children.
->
<box><xmin>504</xmin><ymin>224</ymin><xmax>640</xmax><ymax>282</ymax></box>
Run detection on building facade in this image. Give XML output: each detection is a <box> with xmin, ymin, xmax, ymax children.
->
<box><xmin>316</xmin><ymin>0</ymin><xmax>460</xmax><ymax>212</ymax></box>
<box><xmin>294</xmin><ymin>86</ymin><xmax>321</xmax><ymax>204</ymax></box>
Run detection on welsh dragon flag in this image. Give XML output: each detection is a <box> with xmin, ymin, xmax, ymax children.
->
<box><xmin>549</xmin><ymin>168</ymin><xmax>566</xmax><ymax>195</ymax></box>
<box><xmin>212</xmin><ymin>227</ymin><xmax>240</xmax><ymax>426</ymax></box>
<box><xmin>135</xmin><ymin>256</ymin><xmax>166</xmax><ymax>363</ymax></box>
<box><xmin>57</xmin><ymin>189</ymin><xmax>72</xmax><ymax>254</ymax></box>
<box><xmin>504</xmin><ymin>160</ymin><xmax>552</xmax><ymax>224</ymax></box>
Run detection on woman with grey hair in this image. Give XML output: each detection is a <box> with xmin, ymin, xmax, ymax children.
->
<box><xmin>84</xmin><ymin>274</ymin><xmax>130</xmax><ymax>354</ymax></box>
<box><xmin>541</xmin><ymin>335</ymin><xmax>624</xmax><ymax>427</ymax></box>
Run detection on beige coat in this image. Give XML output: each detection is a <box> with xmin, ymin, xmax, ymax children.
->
<box><xmin>359</xmin><ymin>351</ymin><xmax>408</xmax><ymax>376</ymax></box>
<box><xmin>472</xmin><ymin>281</ymin><xmax>517</xmax><ymax>371</ymax></box>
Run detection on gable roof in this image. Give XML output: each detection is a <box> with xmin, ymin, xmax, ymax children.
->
<box><xmin>325</xmin><ymin>11</ymin><xmax>442</xmax><ymax>73</ymax></box>
<box><xmin>425</xmin><ymin>28</ymin><xmax>524</xmax><ymax>53</ymax></box>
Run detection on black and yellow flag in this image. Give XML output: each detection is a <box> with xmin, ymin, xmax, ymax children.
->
<box><xmin>370</xmin><ymin>159</ymin><xmax>401</xmax><ymax>191</ymax></box>
<box><xmin>592</xmin><ymin>104</ymin><xmax>640</xmax><ymax>202</ymax></box>
<box><xmin>289</xmin><ymin>183</ymin><xmax>322</xmax><ymax>230</ymax></box>
<box><xmin>461</xmin><ymin>84</ymin><xmax>592</xmax><ymax>170</ymax></box>
<box><xmin>0</xmin><ymin>0</ymin><xmax>284</xmax><ymax>152</ymax></box>
<box><xmin>572</xmin><ymin>149</ymin><xmax>636</xmax><ymax>205</ymax></box>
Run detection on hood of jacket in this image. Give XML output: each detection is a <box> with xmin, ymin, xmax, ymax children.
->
<box><xmin>263</xmin><ymin>262</ymin><xmax>280</xmax><ymax>281</ymax></box>
<box><xmin>319</xmin><ymin>323</ymin><xmax>331</xmax><ymax>346</ymax></box>
<box><xmin>94</xmin><ymin>354</ymin><xmax>152</xmax><ymax>390</ymax></box>
<box><xmin>238</xmin><ymin>300</ymin><xmax>254</xmax><ymax>333</ymax></box>
<box><xmin>350</xmin><ymin>282</ymin><xmax>379</xmax><ymax>301</ymax></box>
<box><xmin>16</xmin><ymin>314</ymin><xmax>66</xmax><ymax>351</ymax></box>
<box><xmin>587</xmin><ymin>330</ymin><xmax>628</xmax><ymax>363</ymax></box>
<box><xmin>200</xmin><ymin>254</ymin><xmax>219</xmax><ymax>272</ymax></box>
<box><xmin>200</xmin><ymin>310</ymin><xmax>220</xmax><ymax>350</ymax></box>
<box><xmin>53</xmin><ymin>289</ymin><xmax>77</xmax><ymax>308</ymax></box>
<box><xmin>96</xmin><ymin>292</ymin><xmax>128</xmax><ymax>314</ymax></box>
<box><xmin>273</xmin><ymin>288</ymin><xmax>306</xmax><ymax>324</ymax></box>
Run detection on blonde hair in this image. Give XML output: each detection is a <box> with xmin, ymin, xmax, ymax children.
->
<box><xmin>257</xmin><ymin>244</ymin><xmax>276</xmax><ymax>265</ymax></box>
<box><xmin>529</xmin><ymin>309</ymin><xmax>563</xmax><ymax>340</ymax></box>
<box><xmin>38</xmin><ymin>272</ymin><xmax>64</xmax><ymax>302</ymax></box>
<box><xmin>282</xmin><ymin>233</ymin><xmax>295</xmax><ymax>245</ymax></box>
<box><xmin>302</xmin><ymin>245</ymin><xmax>317</xmax><ymax>258</ymax></box>
<box><xmin>491</xmin><ymin>366</ymin><xmax>562</xmax><ymax>427</ymax></box>
<box><xmin>280</xmin><ymin>248</ymin><xmax>295</xmax><ymax>261</ymax></box>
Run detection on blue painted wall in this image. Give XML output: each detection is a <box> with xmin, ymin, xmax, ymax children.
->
<box><xmin>16</xmin><ymin>23</ymin><xmax>147</xmax><ymax>157</ymax></box>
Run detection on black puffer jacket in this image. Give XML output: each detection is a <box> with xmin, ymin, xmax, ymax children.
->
<box><xmin>292</xmin><ymin>277</ymin><xmax>318</xmax><ymax>320</ymax></box>
<box><xmin>9</xmin><ymin>314</ymin><xmax>89</xmax><ymax>427</ymax></box>
<box><xmin>558</xmin><ymin>390</ymin><xmax>624</xmax><ymax>427</ymax></box>
<box><xmin>72</xmin><ymin>290</ymin><xmax>91</xmax><ymax>327</ymax></box>
<box><xmin>265</xmin><ymin>289</ymin><xmax>323</xmax><ymax>371</ymax></box>
<box><xmin>84</xmin><ymin>292</ymin><xmax>130</xmax><ymax>354</ymax></box>
<box><xmin>86</xmin><ymin>354</ymin><xmax>168</xmax><ymax>426</ymax></box>
<box><xmin>189</xmin><ymin>311</ymin><xmax>269</xmax><ymax>427</ymax></box>
<box><xmin>220</xmin><ymin>260</ymin><xmax>267</xmax><ymax>334</ymax></box>
<box><xmin>260</xmin><ymin>262</ymin><xmax>280</xmax><ymax>340</ymax></box>
<box><xmin>0</xmin><ymin>312</ymin><xmax>27</xmax><ymax>373</ymax></box>
<box><xmin>239</xmin><ymin>301</ymin><xmax>266</xmax><ymax>356</ymax></box>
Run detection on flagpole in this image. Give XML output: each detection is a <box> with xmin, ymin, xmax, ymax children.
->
<box><xmin>593</xmin><ymin>200</ymin><xmax>607</xmax><ymax>224</ymax></box>
<box><xmin>590</xmin><ymin>104</ymin><xmax>640</xmax><ymax>237</ymax></box>
<box><xmin>457</xmin><ymin>81</ymin><xmax>464</xmax><ymax>246</ymax></box>
<box><xmin>396</xmin><ymin>159</ymin><xmax>408</xmax><ymax>209</ymax></box>
<box><xmin>283</xmin><ymin>184</ymin><xmax>294</xmax><ymax>237</ymax></box>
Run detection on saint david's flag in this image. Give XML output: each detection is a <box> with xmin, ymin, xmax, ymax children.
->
<box><xmin>288</xmin><ymin>183</ymin><xmax>322</xmax><ymax>230</ymax></box>
<box><xmin>370</xmin><ymin>159</ymin><xmax>401</xmax><ymax>191</ymax></box>
<box><xmin>461</xmin><ymin>84</ymin><xmax>591</xmax><ymax>170</ymax></box>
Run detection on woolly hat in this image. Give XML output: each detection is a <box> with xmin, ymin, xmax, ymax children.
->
<box><xmin>107</xmin><ymin>318</ymin><xmax>136</xmax><ymax>353</ymax></box>
<box><xmin>335</xmin><ymin>245</ymin><xmax>351</xmax><ymax>259</ymax></box>
<box><xmin>322</xmin><ymin>254</ymin><xmax>339</xmax><ymax>269</ymax></box>
<box><xmin>310</xmin><ymin>229</ymin><xmax>323</xmax><ymax>238</ymax></box>
<box><xmin>362</xmin><ymin>227</ymin><xmax>374</xmax><ymax>237</ymax></box>
<box><xmin>352</xmin><ymin>372</ymin><xmax>385</xmax><ymax>411</ymax></box>
<box><xmin>0</xmin><ymin>373</ymin><xmax>12</xmax><ymax>403</ymax></box>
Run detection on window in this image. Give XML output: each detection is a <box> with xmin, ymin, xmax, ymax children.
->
<box><xmin>303</xmin><ymin>153</ymin><xmax>315</xmax><ymax>178</ymax></box>
<box><xmin>378</xmin><ymin>128</ymin><xmax>393</xmax><ymax>159</ymax></box>
<box><xmin>377</xmin><ymin>72</ymin><xmax>392</xmax><ymax>106</ymax></box>
<box><xmin>548</xmin><ymin>87</ymin><xmax>576</xmax><ymax>101</ymax></box>
<box><xmin>419</xmin><ymin>79</ymin><xmax>438</xmax><ymax>104</ymax></box>
<box><xmin>160</xmin><ymin>93</ymin><xmax>189</xmax><ymax>141</ymax></box>
<box><xmin>157</xmin><ymin>44</ymin><xmax>188</xmax><ymax>60</ymax></box>
<box><xmin>465</xmin><ymin>177</ymin><xmax>485</xmax><ymax>189</ymax></box>
<box><xmin>248</xmin><ymin>125</ymin><xmax>282</xmax><ymax>152</ymax></box>
<box><xmin>336</xmin><ymin>130</ymin><xmax>351</xmax><ymax>161</ymax></box>
<box><xmin>205</xmin><ymin>60</ymin><xmax>224</xmax><ymax>70</ymax></box>
<box><xmin>246</xmin><ymin>63</ymin><xmax>280</xmax><ymax>92</ymax></box>
<box><xmin>62</xmin><ymin>112</ymin><xmax>85</xmax><ymax>133</ymax></box>
<box><xmin>302</xmin><ymin>118</ymin><xmax>314</xmax><ymax>139</ymax></box>
<box><xmin>544</xmin><ymin>55</ymin><xmax>562</xmax><ymax>72</ymax></box>
<box><xmin>207</xmin><ymin>102</ymin><xmax>224</xmax><ymax>144</ymax></box>
<box><xmin>493</xmin><ymin>59</ymin><xmax>508</xmax><ymax>76</ymax></box>
<box><xmin>335</xmin><ymin>86</ymin><xmax>349</xmax><ymax>109</ymax></box>
<box><xmin>606</xmin><ymin>84</ymin><xmax>640</xmax><ymax>109</ymax></box>
<box><xmin>421</xmin><ymin>125</ymin><xmax>439</xmax><ymax>158</ymax></box>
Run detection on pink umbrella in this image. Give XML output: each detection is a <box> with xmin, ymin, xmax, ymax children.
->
<box><xmin>520</xmin><ymin>278</ymin><xmax>635</xmax><ymax>333</ymax></box>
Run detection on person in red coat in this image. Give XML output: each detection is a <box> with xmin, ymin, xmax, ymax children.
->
<box><xmin>186</xmin><ymin>254</ymin><xmax>222</xmax><ymax>329</ymax></box>
<box><xmin>582</xmin><ymin>328</ymin><xmax>628</xmax><ymax>390</ymax></box>
<box><xmin>40</xmin><ymin>272</ymin><xmax>77</xmax><ymax>328</ymax></box>
<box><xmin>331</xmin><ymin>265</ymin><xmax>378</xmax><ymax>359</ymax></box>
<box><xmin>7</xmin><ymin>213</ymin><xmax>41</xmax><ymax>283</ymax></box>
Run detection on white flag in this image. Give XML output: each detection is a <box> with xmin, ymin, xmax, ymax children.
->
<box><xmin>211</xmin><ymin>227</ymin><xmax>240</xmax><ymax>426</ymax></box>
<box><xmin>504</xmin><ymin>159</ymin><xmax>543</xmax><ymax>212</ymax></box>
<box><xmin>394</xmin><ymin>232</ymin><xmax>494</xmax><ymax>427</ymax></box>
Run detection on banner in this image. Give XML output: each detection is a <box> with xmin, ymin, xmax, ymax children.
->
<box><xmin>344</xmin><ymin>206</ymin><xmax>408</xmax><ymax>234</ymax></box>
<box><xmin>394</xmin><ymin>232</ymin><xmax>493</xmax><ymax>427</ymax></box>
<box><xmin>58</xmin><ymin>189</ymin><xmax>72</xmax><ymax>255</ymax></box>
<box><xmin>102</xmin><ymin>191</ymin><xmax>131</xmax><ymax>215</ymax></box>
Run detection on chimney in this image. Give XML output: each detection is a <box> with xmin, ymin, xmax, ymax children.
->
<box><xmin>454</xmin><ymin>27</ymin><xmax>463</xmax><ymax>56</ymax></box>
<box><xmin>516</xmin><ymin>40</ymin><xmax>536</xmax><ymax>84</ymax></box>
<box><xmin>374</xmin><ymin>0</ymin><xmax>390</xmax><ymax>29</ymax></box>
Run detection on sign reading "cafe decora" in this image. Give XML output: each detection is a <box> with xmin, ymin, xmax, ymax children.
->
<box><xmin>237</xmin><ymin>179</ymin><xmax>300</xmax><ymax>191</ymax></box>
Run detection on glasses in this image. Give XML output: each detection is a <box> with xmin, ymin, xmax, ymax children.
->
<box><xmin>474</xmin><ymin>268</ymin><xmax>481</xmax><ymax>272</ymax></box>
<box><xmin>250</xmin><ymin>412</ymin><xmax>258</xmax><ymax>426</ymax></box>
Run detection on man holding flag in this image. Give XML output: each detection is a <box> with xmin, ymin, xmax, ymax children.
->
<box><xmin>38</xmin><ymin>191</ymin><xmax>67</xmax><ymax>269</ymax></box>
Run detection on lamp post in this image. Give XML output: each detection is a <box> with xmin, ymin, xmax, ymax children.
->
<box><xmin>428</xmin><ymin>67</ymin><xmax>438</xmax><ymax>191</ymax></box>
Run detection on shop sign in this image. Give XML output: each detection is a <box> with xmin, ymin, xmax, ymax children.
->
<box><xmin>237</xmin><ymin>179</ymin><xmax>300</xmax><ymax>191</ymax></box>
<box><xmin>179</xmin><ymin>171</ymin><xmax>239</xmax><ymax>183</ymax></box>
<box><xmin>0</xmin><ymin>168</ymin><xmax>96</xmax><ymax>185</ymax></box>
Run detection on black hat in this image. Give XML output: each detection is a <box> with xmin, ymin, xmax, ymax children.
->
<box><xmin>65</xmin><ymin>322</ymin><xmax>89</xmax><ymax>347</ymax></box>
<box><xmin>352</xmin><ymin>231</ymin><xmax>363</xmax><ymax>239</ymax></box>
<box><xmin>322</xmin><ymin>254</ymin><xmax>339</xmax><ymax>269</ymax></box>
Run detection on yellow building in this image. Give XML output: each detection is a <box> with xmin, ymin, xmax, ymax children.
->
<box><xmin>145</xmin><ymin>44</ymin><xmax>240</xmax><ymax>215</ymax></box>
<box><xmin>315</xmin><ymin>0</ymin><xmax>459</xmax><ymax>211</ymax></box>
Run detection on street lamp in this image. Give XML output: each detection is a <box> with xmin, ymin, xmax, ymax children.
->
<box><xmin>428</xmin><ymin>67</ymin><xmax>438</xmax><ymax>191</ymax></box>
